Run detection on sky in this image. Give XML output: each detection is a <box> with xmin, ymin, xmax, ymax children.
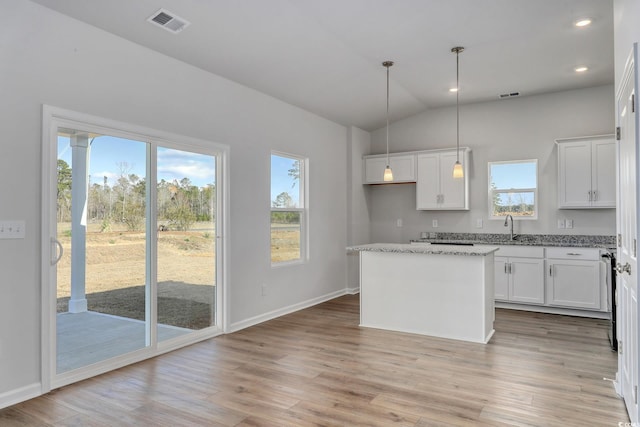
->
<box><xmin>490</xmin><ymin>161</ymin><xmax>537</xmax><ymax>190</ymax></box>
<box><xmin>490</xmin><ymin>160</ymin><xmax>537</xmax><ymax>205</ymax></box>
<box><xmin>58</xmin><ymin>135</ymin><xmax>215</xmax><ymax>188</ymax></box>
<box><xmin>271</xmin><ymin>154</ymin><xmax>301</xmax><ymax>207</ymax></box>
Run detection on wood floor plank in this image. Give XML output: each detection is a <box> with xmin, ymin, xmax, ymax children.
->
<box><xmin>1</xmin><ymin>295</ymin><xmax>630</xmax><ymax>426</ymax></box>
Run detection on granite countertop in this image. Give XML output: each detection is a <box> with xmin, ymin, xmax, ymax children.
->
<box><xmin>347</xmin><ymin>243</ymin><xmax>499</xmax><ymax>257</ymax></box>
<box><xmin>409</xmin><ymin>233</ymin><xmax>616</xmax><ymax>249</ymax></box>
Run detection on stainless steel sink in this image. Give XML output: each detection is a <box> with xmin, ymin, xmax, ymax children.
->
<box><xmin>429</xmin><ymin>242</ymin><xmax>474</xmax><ymax>246</ymax></box>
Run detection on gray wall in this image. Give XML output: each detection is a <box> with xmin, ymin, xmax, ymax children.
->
<box><xmin>347</xmin><ymin>126</ymin><xmax>371</xmax><ymax>289</ymax></box>
<box><xmin>0</xmin><ymin>1</ymin><xmax>347</xmax><ymax>401</ymax></box>
<box><xmin>368</xmin><ymin>85</ymin><xmax>616</xmax><ymax>243</ymax></box>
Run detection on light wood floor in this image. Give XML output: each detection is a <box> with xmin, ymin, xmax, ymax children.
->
<box><xmin>1</xmin><ymin>295</ymin><xmax>629</xmax><ymax>426</ymax></box>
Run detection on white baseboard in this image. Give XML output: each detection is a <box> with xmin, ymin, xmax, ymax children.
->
<box><xmin>495</xmin><ymin>302</ymin><xmax>610</xmax><ymax>319</ymax></box>
<box><xmin>229</xmin><ymin>289</ymin><xmax>348</xmax><ymax>333</ymax></box>
<box><xmin>0</xmin><ymin>382</ymin><xmax>41</xmax><ymax>410</ymax></box>
<box><xmin>346</xmin><ymin>286</ymin><xmax>360</xmax><ymax>295</ymax></box>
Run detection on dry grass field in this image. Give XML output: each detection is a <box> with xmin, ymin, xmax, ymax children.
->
<box><xmin>55</xmin><ymin>222</ymin><xmax>300</xmax><ymax>328</ymax></box>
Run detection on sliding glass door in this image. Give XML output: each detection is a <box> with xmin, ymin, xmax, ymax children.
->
<box><xmin>45</xmin><ymin>108</ymin><xmax>224</xmax><ymax>386</ymax></box>
<box><xmin>56</xmin><ymin>131</ymin><xmax>150</xmax><ymax>373</ymax></box>
<box><xmin>156</xmin><ymin>147</ymin><xmax>217</xmax><ymax>340</ymax></box>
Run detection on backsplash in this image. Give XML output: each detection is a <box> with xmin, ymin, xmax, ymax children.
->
<box><xmin>411</xmin><ymin>232</ymin><xmax>616</xmax><ymax>248</ymax></box>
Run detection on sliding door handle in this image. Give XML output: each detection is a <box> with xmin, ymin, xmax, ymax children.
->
<box><xmin>51</xmin><ymin>238</ymin><xmax>63</xmax><ymax>265</ymax></box>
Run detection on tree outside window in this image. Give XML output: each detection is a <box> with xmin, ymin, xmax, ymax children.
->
<box><xmin>488</xmin><ymin>160</ymin><xmax>538</xmax><ymax>219</ymax></box>
<box><xmin>271</xmin><ymin>153</ymin><xmax>306</xmax><ymax>264</ymax></box>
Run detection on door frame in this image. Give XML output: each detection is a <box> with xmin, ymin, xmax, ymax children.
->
<box><xmin>40</xmin><ymin>105</ymin><xmax>229</xmax><ymax>392</ymax></box>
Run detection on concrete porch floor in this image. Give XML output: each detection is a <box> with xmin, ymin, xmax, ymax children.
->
<box><xmin>56</xmin><ymin>311</ymin><xmax>191</xmax><ymax>373</ymax></box>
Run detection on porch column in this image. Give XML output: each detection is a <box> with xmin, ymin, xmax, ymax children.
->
<box><xmin>68</xmin><ymin>134</ymin><xmax>90</xmax><ymax>313</ymax></box>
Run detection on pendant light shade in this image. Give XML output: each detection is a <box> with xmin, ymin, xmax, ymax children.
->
<box><xmin>383</xmin><ymin>60</ymin><xmax>394</xmax><ymax>182</ymax></box>
<box><xmin>453</xmin><ymin>161</ymin><xmax>464</xmax><ymax>178</ymax></box>
<box><xmin>452</xmin><ymin>46</ymin><xmax>464</xmax><ymax>179</ymax></box>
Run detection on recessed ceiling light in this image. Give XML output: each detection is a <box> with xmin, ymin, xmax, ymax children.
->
<box><xmin>575</xmin><ymin>18</ymin><xmax>592</xmax><ymax>27</ymax></box>
<box><xmin>449</xmin><ymin>87</ymin><xmax>459</xmax><ymax>93</ymax></box>
<box><xmin>575</xmin><ymin>66</ymin><xmax>589</xmax><ymax>73</ymax></box>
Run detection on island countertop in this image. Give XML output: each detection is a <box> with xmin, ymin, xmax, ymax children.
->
<box><xmin>347</xmin><ymin>243</ymin><xmax>499</xmax><ymax>257</ymax></box>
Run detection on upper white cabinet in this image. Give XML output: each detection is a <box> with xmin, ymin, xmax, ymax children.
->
<box><xmin>416</xmin><ymin>148</ymin><xmax>469</xmax><ymax>210</ymax></box>
<box><xmin>363</xmin><ymin>153</ymin><xmax>416</xmax><ymax>184</ymax></box>
<box><xmin>556</xmin><ymin>135</ymin><xmax>616</xmax><ymax>209</ymax></box>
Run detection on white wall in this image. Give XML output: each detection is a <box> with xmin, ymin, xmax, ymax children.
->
<box><xmin>368</xmin><ymin>85</ymin><xmax>616</xmax><ymax>243</ymax></box>
<box><xmin>346</xmin><ymin>126</ymin><xmax>371</xmax><ymax>290</ymax></box>
<box><xmin>0</xmin><ymin>1</ymin><xmax>347</xmax><ymax>401</ymax></box>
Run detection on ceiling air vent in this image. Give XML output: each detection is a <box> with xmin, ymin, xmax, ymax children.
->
<box><xmin>147</xmin><ymin>9</ymin><xmax>190</xmax><ymax>34</ymax></box>
<box><xmin>499</xmin><ymin>92</ymin><xmax>521</xmax><ymax>99</ymax></box>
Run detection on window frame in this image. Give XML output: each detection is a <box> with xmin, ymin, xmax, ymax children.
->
<box><xmin>270</xmin><ymin>151</ymin><xmax>308</xmax><ymax>266</ymax></box>
<box><xmin>488</xmin><ymin>159</ymin><xmax>538</xmax><ymax>220</ymax></box>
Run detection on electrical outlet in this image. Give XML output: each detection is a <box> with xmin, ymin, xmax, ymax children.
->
<box><xmin>0</xmin><ymin>220</ymin><xmax>25</xmax><ymax>239</ymax></box>
<box><xmin>396</xmin><ymin>219</ymin><xmax>403</xmax><ymax>227</ymax></box>
<box><xmin>476</xmin><ymin>218</ymin><xmax>483</xmax><ymax>228</ymax></box>
<box><xmin>557</xmin><ymin>219</ymin><xmax>565</xmax><ymax>229</ymax></box>
<box><xmin>565</xmin><ymin>219</ymin><xmax>573</xmax><ymax>229</ymax></box>
<box><xmin>432</xmin><ymin>219</ymin><xmax>438</xmax><ymax>228</ymax></box>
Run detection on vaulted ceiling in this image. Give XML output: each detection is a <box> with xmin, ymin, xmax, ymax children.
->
<box><xmin>31</xmin><ymin>0</ymin><xmax>614</xmax><ymax>131</ymax></box>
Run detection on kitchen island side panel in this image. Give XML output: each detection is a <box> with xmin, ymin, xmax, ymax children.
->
<box><xmin>359</xmin><ymin>251</ymin><xmax>494</xmax><ymax>343</ymax></box>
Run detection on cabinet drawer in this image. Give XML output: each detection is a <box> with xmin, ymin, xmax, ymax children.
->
<box><xmin>493</xmin><ymin>246</ymin><xmax>544</xmax><ymax>258</ymax></box>
<box><xmin>545</xmin><ymin>247</ymin><xmax>600</xmax><ymax>261</ymax></box>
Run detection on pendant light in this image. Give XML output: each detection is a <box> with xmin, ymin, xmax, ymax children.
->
<box><xmin>451</xmin><ymin>47</ymin><xmax>464</xmax><ymax>179</ymax></box>
<box><xmin>382</xmin><ymin>60</ymin><xmax>394</xmax><ymax>182</ymax></box>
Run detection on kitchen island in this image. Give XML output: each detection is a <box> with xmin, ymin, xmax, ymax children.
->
<box><xmin>348</xmin><ymin>243</ymin><xmax>499</xmax><ymax>344</ymax></box>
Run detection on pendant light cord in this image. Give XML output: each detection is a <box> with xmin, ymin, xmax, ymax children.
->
<box><xmin>386</xmin><ymin>63</ymin><xmax>390</xmax><ymax>165</ymax></box>
<box><xmin>456</xmin><ymin>49</ymin><xmax>460</xmax><ymax>163</ymax></box>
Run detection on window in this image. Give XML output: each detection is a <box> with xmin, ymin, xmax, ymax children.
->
<box><xmin>488</xmin><ymin>159</ymin><xmax>538</xmax><ymax>219</ymax></box>
<box><xmin>271</xmin><ymin>152</ymin><xmax>306</xmax><ymax>264</ymax></box>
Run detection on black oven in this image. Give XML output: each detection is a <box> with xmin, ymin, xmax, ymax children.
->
<box><xmin>602</xmin><ymin>251</ymin><xmax>617</xmax><ymax>351</ymax></box>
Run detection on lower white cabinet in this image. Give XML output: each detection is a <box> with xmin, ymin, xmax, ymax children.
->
<box><xmin>545</xmin><ymin>247</ymin><xmax>602</xmax><ymax>310</ymax></box>
<box><xmin>494</xmin><ymin>246</ymin><xmax>545</xmax><ymax>305</ymax></box>
<box><xmin>495</xmin><ymin>256</ymin><xmax>545</xmax><ymax>305</ymax></box>
<box><xmin>493</xmin><ymin>245</ymin><xmax>606</xmax><ymax>313</ymax></box>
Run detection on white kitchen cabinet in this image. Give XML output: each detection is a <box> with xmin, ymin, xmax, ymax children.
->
<box><xmin>556</xmin><ymin>135</ymin><xmax>616</xmax><ymax>209</ymax></box>
<box><xmin>545</xmin><ymin>247</ymin><xmax>602</xmax><ymax>310</ymax></box>
<box><xmin>363</xmin><ymin>153</ymin><xmax>416</xmax><ymax>184</ymax></box>
<box><xmin>416</xmin><ymin>148</ymin><xmax>469</xmax><ymax>210</ymax></box>
<box><xmin>494</xmin><ymin>246</ymin><xmax>545</xmax><ymax>305</ymax></box>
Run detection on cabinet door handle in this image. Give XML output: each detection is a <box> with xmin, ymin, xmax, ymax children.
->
<box><xmin>504</xmin><ymin>263</ymin><xmax>507</xmax><ymax>274</ymax></box>
<box><xmin>549</xmin><ymin>265</ymin><xmax>552</xmax><ymax>276</ymax></box>
<box><xmin>508</xmin><ymin>263</ymin><xmax>512</xmax><ymax>274</ymax></box>
<box><xmin>593</xmin><ymin>190</ymin><xmax>598</xmax><ymax>201</ymax></box>
<box><xmin>566</xmin><ymin>252</ymin><xmax>582</xmax><ymax>256</ymax></box>
<box><xmin>588</xmin><ymin>191</ymin><xmax>592</xmax><ymax>201</ymax></box>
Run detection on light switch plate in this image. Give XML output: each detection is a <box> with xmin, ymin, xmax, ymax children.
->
<box><xmin>432</xmin><ymin>219</ymin><xmax>438</xmax><ymax>228</ymax></box>
<box><xmin>0</xmin><ymin>220</ymin><xmax>26</xmax><ymax>239</ymax></box>
<box><xmin>565</xmin><ymin>219</ymin><xmax>573</xmax><ymax>229</ymax></box>
<box><xmin>476</xmin><ymin>218</ymin><xmax>483</xmax><ymax>228</ymax></box>
<box><xmin>557</xmin><ymin>219</ymin><xmax>565</xmax><ymax>229</ymax></box>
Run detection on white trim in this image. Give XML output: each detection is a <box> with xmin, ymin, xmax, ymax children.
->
<box><xmin>270</xmin><ymin>151</ymin><xmax>309</xmax><ymax>265</ymax></box>
<box><xmin>0</xmin><ymin>383</ymin><xmax>41</xmax><ymax>410</ymax></box>
<box><xmin>228</xmin><ymin>290</ymin><xmax>347</xmax><ymax>333</ymax></box>
<box><xmin>345</xmin><ymin>287</ymin><xmax>360</xmax><ymax>295</ymax></box>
